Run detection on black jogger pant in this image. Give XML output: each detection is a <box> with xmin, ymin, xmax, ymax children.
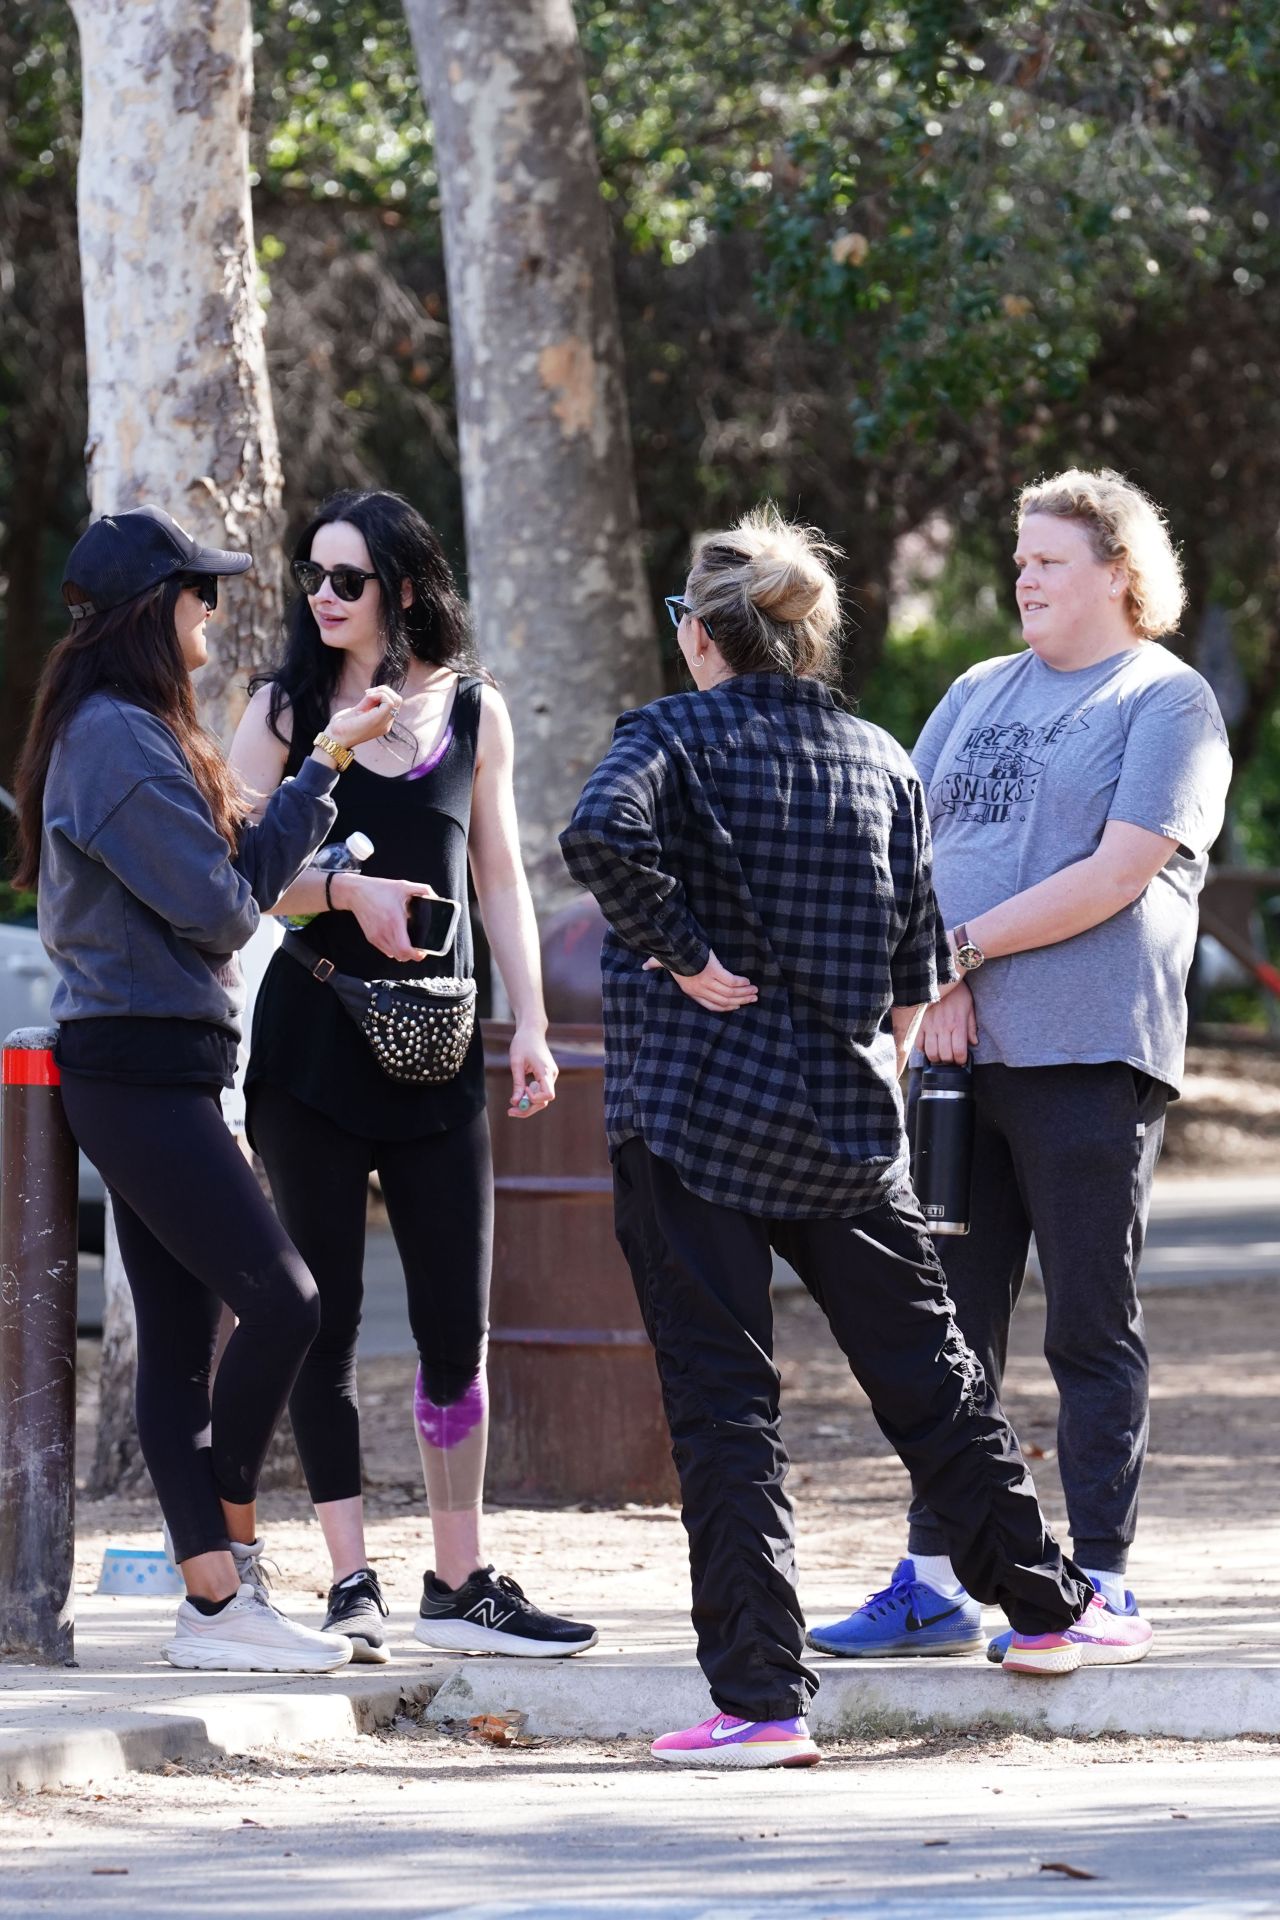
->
<box><xmin>59</xmin><ymin>1075</ymin><xmax>320</xmax><ymax>1564</ymax></box>
<box><xmin>612</xmin><ymin>1137</ymin><xmax>1092</xmax><ymax>1722</ymax></box>
<box><xmin>906</xmin><ymin>1062</ymin><xmax>1168</xmax><ymax>1576</ymax></box>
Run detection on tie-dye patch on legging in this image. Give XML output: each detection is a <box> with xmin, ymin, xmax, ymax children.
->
<box><xmin>413</xmin><ymin>1364</ymin><xmax>489</xmax><ymax>1513</ymax></box>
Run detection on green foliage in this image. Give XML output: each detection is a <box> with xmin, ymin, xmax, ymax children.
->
<box><xmin>855</xmin><ymin>540</ymin><xmax>1020</xmax><ymax>744</ymax></box>
<box><xmin>252</xmin><ymin>0</ymin><xmax>438</xmax><ymax>223</ymax></box>
<box><xmin>580</xmin><ymin>1</ymin><xmax>1280</xmax><ymax>457</ymax></box>
<box><xmin>0</xmin><ymin>879</ymin><xmax>38</xmax><ymax>928</ymax></box>
<box><xmin>3</xmin><ymin>8</ymin><xmax>79</xmax><ymax>189</ymax></box>
<box><xmin>4</xmin><ymin>0</ymin><xmax>1280</xmax><ymax>869</ymax></box>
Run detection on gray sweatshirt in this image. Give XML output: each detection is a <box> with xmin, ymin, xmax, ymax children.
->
<box><xmin>39</xmin><ymin>691</ymin><xmax>337</xmax><ymax>1037</ymax></box>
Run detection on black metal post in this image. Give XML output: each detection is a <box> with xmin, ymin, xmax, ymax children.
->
<box><xmin>0</xmin><ymin>1026</ymin><xmax>79</xmax><ymax>1663</ymax></box>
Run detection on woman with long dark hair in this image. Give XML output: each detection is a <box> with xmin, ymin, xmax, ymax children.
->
<box><xmin>229</xmin><ymin>489</ymin><xmax>596</xmax><ymax>1661</ymax></box>
<box><xmin>15</xmin><ymin>505</ymin><xmax>400</xmax><ymax>1672</ymax></box>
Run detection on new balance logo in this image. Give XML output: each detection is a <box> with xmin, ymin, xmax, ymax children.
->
<box><xmin>466</xmin><ymin>1597</ymin><xmax>515</xmax><ymax>1631</ymax></box>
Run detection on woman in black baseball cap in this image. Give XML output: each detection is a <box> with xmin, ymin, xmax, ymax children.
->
<box><xmin>13</xmin><ymin>505</ymin><xmax>403</xmax><ymax>1674</ymax></box>
<box><xmin>59</xmin><ymin>503</ymin><xmax>255</xmax><ymax>619</ymax></box>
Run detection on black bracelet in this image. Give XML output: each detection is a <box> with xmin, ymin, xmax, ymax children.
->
<box><xmin>324</xmin><ymin>870</ymin><xmax>338</xmax><ymax>913</ymax></box>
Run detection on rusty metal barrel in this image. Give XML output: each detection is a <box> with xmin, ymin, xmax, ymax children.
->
<box><xmin>0</xmin><ymin>1027</ymin><xmax>79</xmax><ymax>1663</ymax></box>
<box><xmin>482</xmin><ymin>899</ymin><xmax>677</xmax><ymax>1506</ymax></box>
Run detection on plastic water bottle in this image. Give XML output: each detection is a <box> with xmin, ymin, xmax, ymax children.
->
<box><xmin>911</xmin><ymin>1063</ymin><xmax>974</xmax><ymax>1237</ymax></box>
<box><xmin>281</xmin><ymin>832</ymin><xmax>374</xmax><ymax>930</ymax></box>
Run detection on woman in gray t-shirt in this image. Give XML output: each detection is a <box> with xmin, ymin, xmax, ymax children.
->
<box><xmin>810</xmin><ymin>468</ymin><xmax>1232</xmax><ymax>1671</ymax></box>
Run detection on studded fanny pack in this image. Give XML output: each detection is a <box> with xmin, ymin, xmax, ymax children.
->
<box><xmin>281</xmin><ymin>933</ymin><xmax>476</xmax><ymax>1085</ymax></box>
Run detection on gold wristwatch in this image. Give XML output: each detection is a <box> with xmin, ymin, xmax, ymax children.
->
<box><xmin>313</xmin><ymin>731</ymin><xmax>354</xmax><ymax>772</ymax></box>
<box><xmin>952</xmin><ymin>923</ymin><xmax>985</xmax><ymax>973</ymax></box>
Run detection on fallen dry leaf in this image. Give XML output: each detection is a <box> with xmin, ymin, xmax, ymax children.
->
<box><xmin>468</xmin><ymin>1711</ymin><xmax>528</xmax><ymax>1747</ymax></box>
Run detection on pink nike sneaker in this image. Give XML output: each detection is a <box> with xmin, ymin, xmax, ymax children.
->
<box><xmin>1003</xmin><ymin>1593</ymin><xmax>1154</xmax><ymax>1676</ymax></box>
<box><xmin>651</xmin><ymin>1712</ymin><xmax>820</xmax><ymax>1768</ymax></box>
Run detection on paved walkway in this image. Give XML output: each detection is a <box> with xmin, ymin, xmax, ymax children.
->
<box><xmin>7</xmin><ymin>1197</ymin><xmax>1278</xmax><ymax>1795</ymax></box>
<box><xmin>4</xmin><ymin>1508</ymin><xmax>1279</xmax><ymax>1793</ymax></box>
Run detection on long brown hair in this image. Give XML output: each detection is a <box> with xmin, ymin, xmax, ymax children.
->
<box><xmin>12</xmin><ymin>579</ymin><xmax>248</xmax><ymax>891</ymax></box>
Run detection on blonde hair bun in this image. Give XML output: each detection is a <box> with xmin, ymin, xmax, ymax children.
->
<box><xmin>689</xmin><ymin>505</ymin><xmax>843</xmax><ymax>683</ymax></box>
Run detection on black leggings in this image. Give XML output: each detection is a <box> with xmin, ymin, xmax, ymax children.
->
<box><xmin>248</xmin><ymin>1082</ymin><xmax>493</xmax><ymax>1506</ymax></box>
<box><xmin>58</xmin><ymin>1075</ymin><xmax>320</xmax><ymax>1564</ymax></box>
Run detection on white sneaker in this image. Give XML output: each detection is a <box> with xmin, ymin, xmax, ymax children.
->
<box><xmin>163</xmin><ymin>1582</ymin><xmax>353</xmax><ymax>1673</ymax></box>
<box><xmin>230</xmin><ymin>1537</ymin><xmax>274</xmax><ymax>1603</ymax></box>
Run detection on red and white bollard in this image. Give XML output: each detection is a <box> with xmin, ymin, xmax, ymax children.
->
<box><xmin>0</xmin><ymin>1026</ymin><xmax>79</xmax><ymax>1664</ymax></box>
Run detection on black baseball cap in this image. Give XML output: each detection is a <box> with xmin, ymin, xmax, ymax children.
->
<box><xmin>62</xmin><ymin>505</ymin><xmax>253</xmax><ymax>619</ymax></box>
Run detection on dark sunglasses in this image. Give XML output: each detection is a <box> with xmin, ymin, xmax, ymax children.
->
<box><xmin>291</xmin><ymin>559</ymin><xmax>379</xmax><ymax>602</ymax></box>
<box><xmin>179</xmin><ymin>573</ymin><xmax>219</xmax><ymax>611</ymax></box>
<box><xmin>664</xmin><ymin>594</ymin><xmax>714</xmax><ymax>639</ymax></box>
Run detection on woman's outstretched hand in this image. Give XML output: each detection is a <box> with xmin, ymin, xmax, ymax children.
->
<box><xmin>643</xmin><ymin>951</ymin><xmax>757</xmax><ymax>1012</ymax></box>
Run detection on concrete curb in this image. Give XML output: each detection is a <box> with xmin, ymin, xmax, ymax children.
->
<box><xmin>0</xmin><ymin>1673</ymin><xmax>441</xmax><ymax>1795</ymax></box>
<box><xmin>5</xmin><ymin>1655</ymin><xmax>1278</xmax><ymax>1794</ymax></box>
<box><xmin>426</xmin><ymin>1656</ymin><xmax>1280</xmax><ymax>1744</ymax></box>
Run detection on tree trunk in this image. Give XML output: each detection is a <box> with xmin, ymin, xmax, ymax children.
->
<box><xmin>67</xmin><ymin>0</ymin><xmax>283</xmax><ymax>742</ymax></box>
<box><xmin>69</xmin><ymin>0</ymin><xmax>284</xmax><ymax>1490</ymax></box>
<box><xmin>403</xmin><ymin>0</ymin><xmax>660</xmax><ymax>917</ymax></box>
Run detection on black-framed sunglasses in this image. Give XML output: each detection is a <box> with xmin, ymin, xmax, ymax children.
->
<box><xmin>664</xmin><ymin>594</ymin><xmax>713</xmax><ymax>639</ymax></box>
<box><xmin>291</xmin><ymin>559</ymin><xmax>379</xmax><ymax>602</ymax></box>
<box><xmin>179</xmin><ymin>573</ymin><xmax>219</xmax><ymax>612</ymax></box>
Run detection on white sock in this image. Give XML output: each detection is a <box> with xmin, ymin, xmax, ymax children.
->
<box><xmin>1082</xmin><ymin>1567</ymin><xmax>1127</xmax><ymax>1611</ymax></box>
<box><xmin>910</xmin><ymin>1553</ymin><xmax>967</xmax><ymax>1601</ymax></box>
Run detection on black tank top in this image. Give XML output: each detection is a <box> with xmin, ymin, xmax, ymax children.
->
<box><xmin>246</xmin><ymin>676</ymin><xmax>487</xmax><ymax>1141</ymax></box>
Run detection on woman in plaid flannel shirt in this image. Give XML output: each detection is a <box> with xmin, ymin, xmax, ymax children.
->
<box><xmin>562</xmin><ymin>509</ymin><xmax>1132</xmax><ymax>1771</ymax></box>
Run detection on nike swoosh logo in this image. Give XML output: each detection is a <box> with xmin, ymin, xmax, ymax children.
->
<box><xmin>709</xmin><ymin>1720</ymin><xmax>756</xmax><ymax>1741</ymax></box>
<box><xmin>905</xmin><ymin>1605</ymin><xmax>963</xmax><ymax>1632</ymax></box>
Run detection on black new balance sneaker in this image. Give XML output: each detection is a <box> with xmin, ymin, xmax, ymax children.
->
<box><xmin>413</xmin><ymin>1566</ymin><xmax>598</xmax><ymax>1657</ymax></box>
<box><xmin>322</xmin><ymin>1566</ymin><xmax>390</xmax><ymax>1663</ymax></box>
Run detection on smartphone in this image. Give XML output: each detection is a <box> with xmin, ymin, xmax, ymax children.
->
<box><xmin>408</xmin><ymin>894</ymin><xmax>462</xmax><ymax>957</ymax></box>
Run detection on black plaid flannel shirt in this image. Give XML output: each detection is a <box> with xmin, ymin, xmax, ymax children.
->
<box><xmin>560</xmin><ymin>672</ymin><xmax>953</xmax><ymax>1219</ymax></box>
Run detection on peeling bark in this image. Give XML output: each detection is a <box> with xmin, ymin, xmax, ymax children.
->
<box><xmin>404</xmin><ymin>0</ymin><xmax>660</xmax><ymax>916</ymax></box>
<box><xmin>68</xmin><ymin>0</ymin><xmax>283</xmax><ymax>744</ymax></box>
<box><xmin>69</xmin><ymin>0</ymin><xmax>283</xmax><ymax>1491</ymax></box>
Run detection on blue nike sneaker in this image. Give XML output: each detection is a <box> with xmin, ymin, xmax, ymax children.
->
<box><xmin>986</xmin><ymin>1580</ymin><xmax>1144</xmax><ymax>1664</ymax></box>
<box><xmin>807</xmin><ymin>1559</ymin><xmax>984</xmax><ymax>1658</ymax></box>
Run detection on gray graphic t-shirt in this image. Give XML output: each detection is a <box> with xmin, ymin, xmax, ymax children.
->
<box><xmin>911</xmin><ymin>642</ymin><xmax>1231</xmax><ymax>1093</ymax></box>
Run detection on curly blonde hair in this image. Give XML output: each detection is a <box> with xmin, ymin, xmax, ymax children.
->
<box><xmin>686</xmin><ymin>505</ymin><xmax>843</xmax><ymax>684</ymax></box>
<box><xmin>1016</xmin><ymin>468</ymin><xmax>1185</xmax><ymax>640</ymax></box>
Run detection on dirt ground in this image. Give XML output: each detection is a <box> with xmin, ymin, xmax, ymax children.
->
<box><xmin>70</xmin><ymin>1271</ymin><xmax>1280</xmax><ymax>1632</ymax></box>
<box><xmin>1159</xmin><ymin>1036</ymin><xmax>1280</xmax><ymax>1174</ymax></box>
<box><xmin>65</xmin><ymin>1033</ymin><xmax>1280</xmax><ymax>1620</ymax></box>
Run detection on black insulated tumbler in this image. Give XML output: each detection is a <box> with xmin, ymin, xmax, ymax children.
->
<box><xmin>912</xmin><ymin>1063</ymin><xmax>974</xmax><ymax>1236</ymax></box>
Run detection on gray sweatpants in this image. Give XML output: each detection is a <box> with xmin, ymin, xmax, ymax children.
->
<box><xmin>906</xmin><ymin>1061</ymin><xmax>1168</xmax><ymax>1575</ymax></box>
